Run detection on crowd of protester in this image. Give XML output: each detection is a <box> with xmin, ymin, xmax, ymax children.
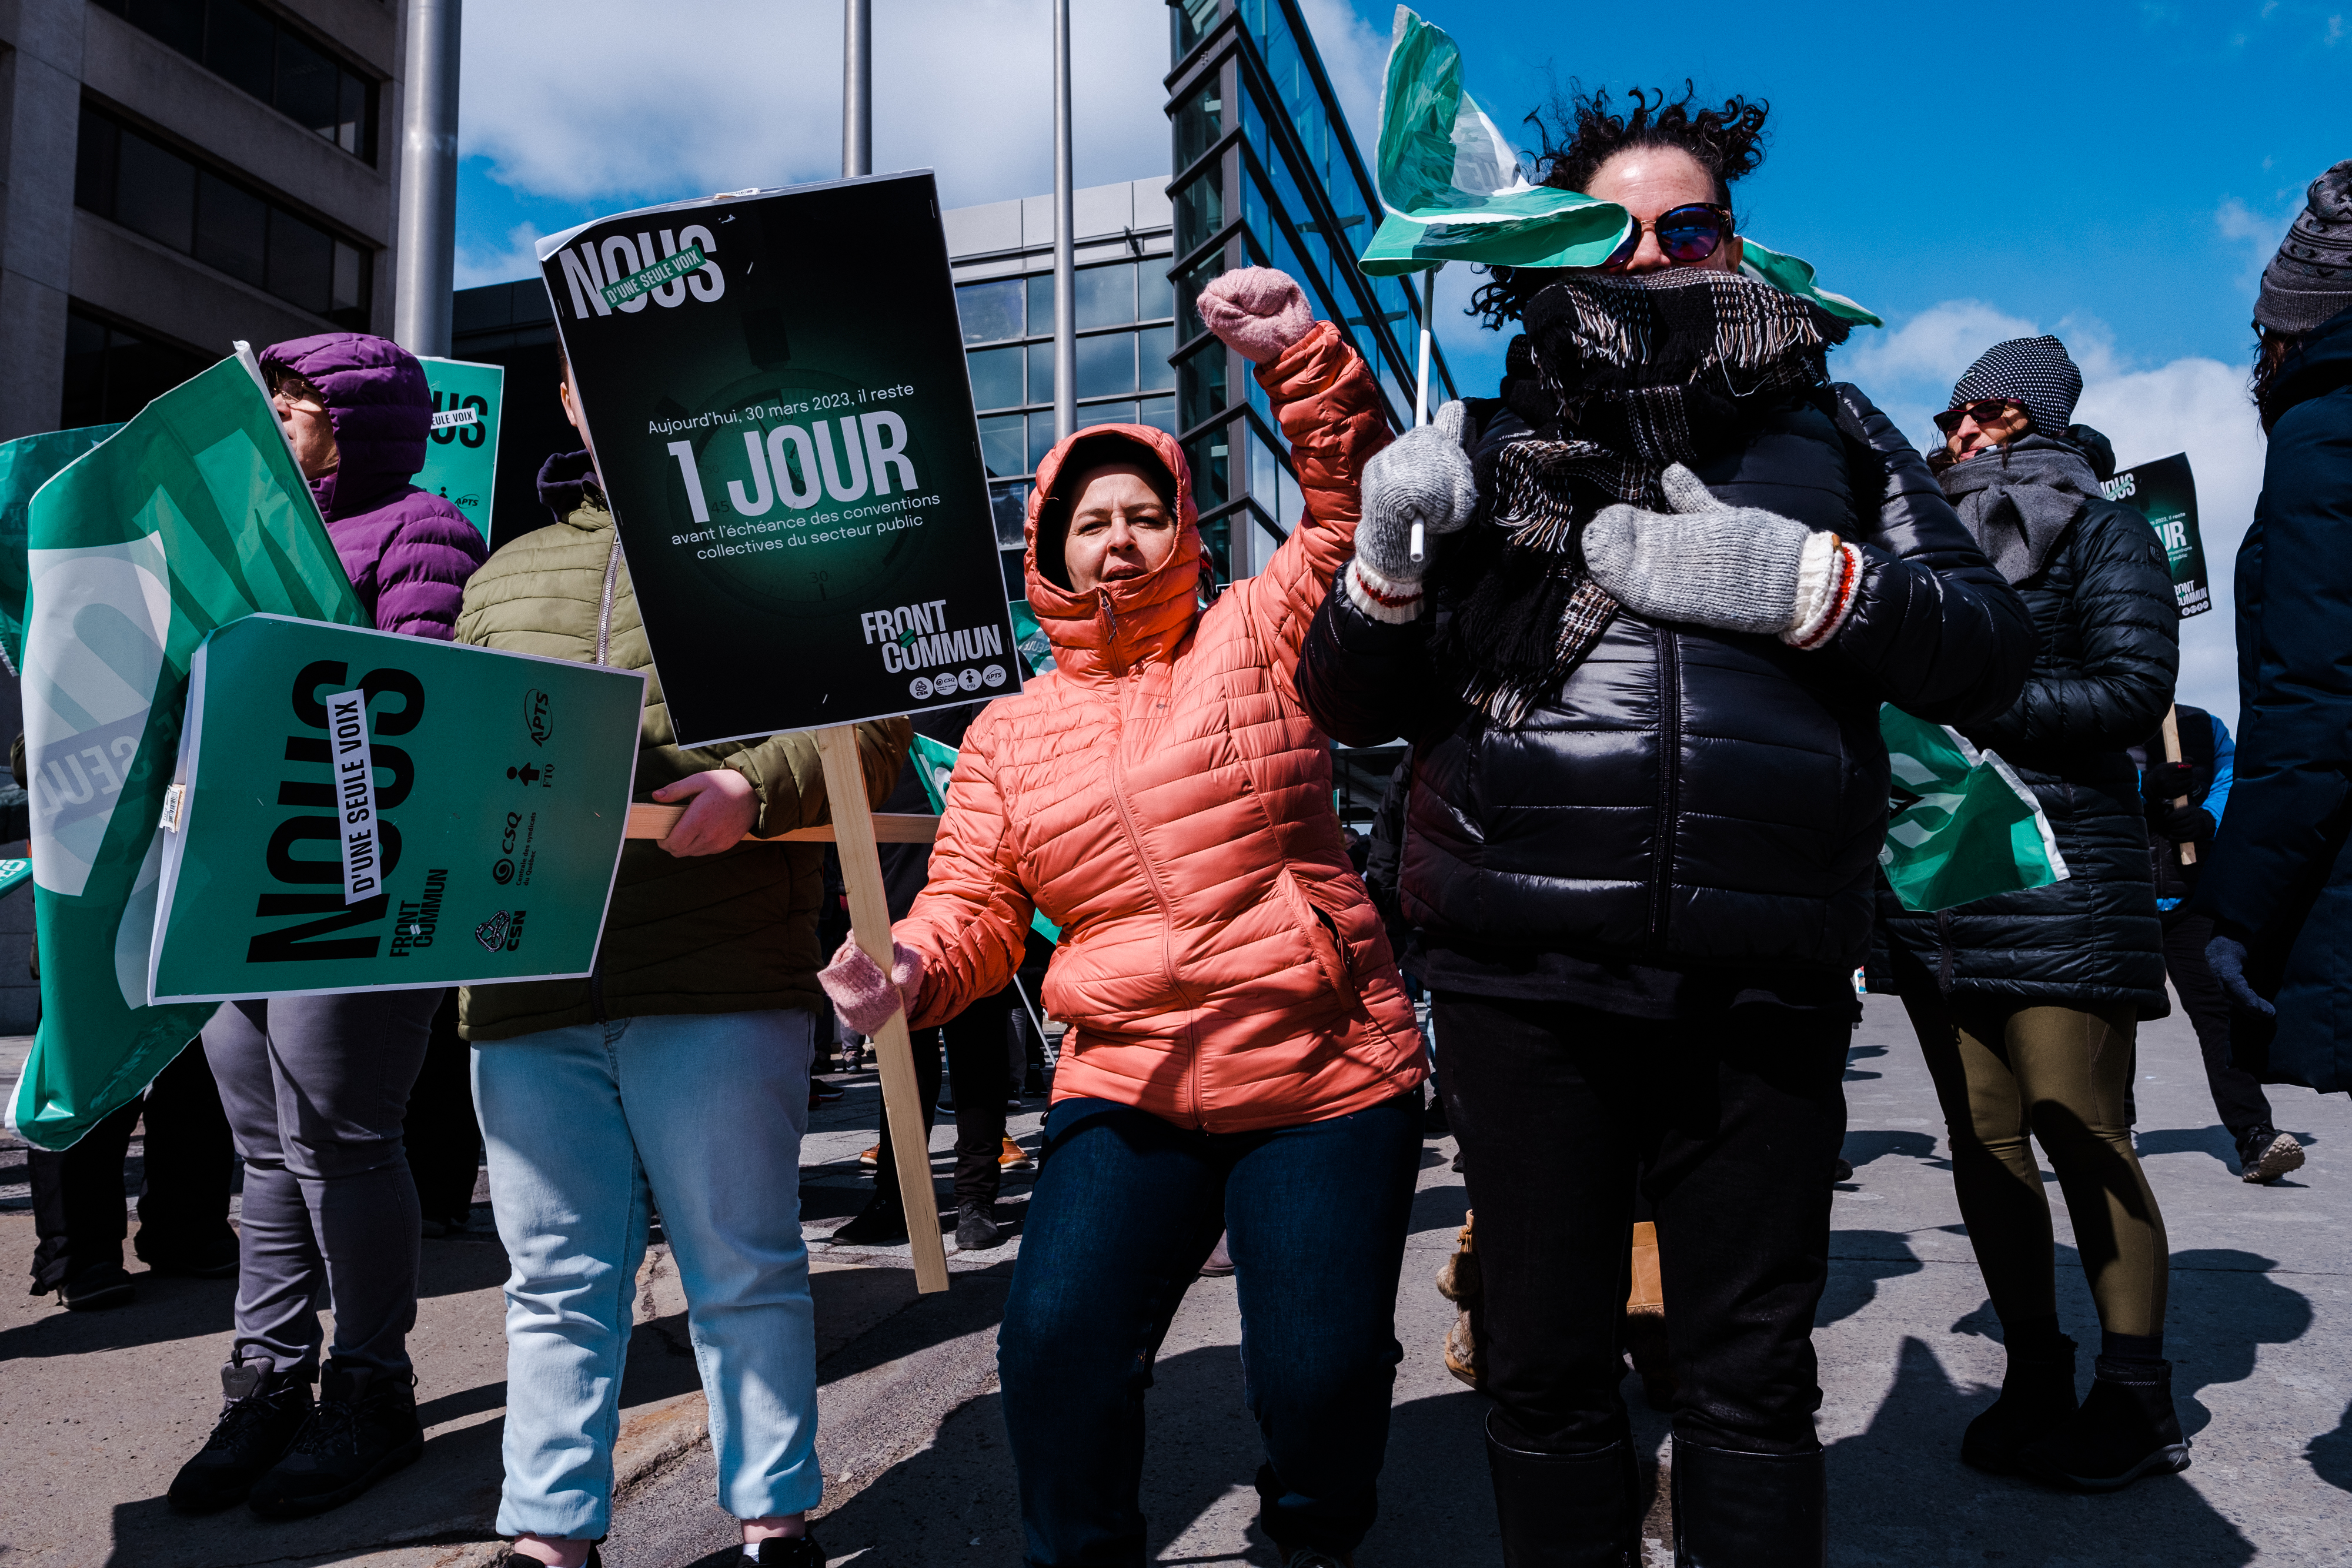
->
<box><xmin>14</xmin><ymin>79</ymin><xmax>2351</xmax><ymax>1568</ymax></box>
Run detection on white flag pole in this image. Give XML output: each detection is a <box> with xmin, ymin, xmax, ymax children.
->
<box><xmin>1409</xmin><ymin>264</ymin><xmax>1439</xmax><ymax>563</ymax></box>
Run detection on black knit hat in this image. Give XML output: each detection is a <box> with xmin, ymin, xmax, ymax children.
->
<box><xmin>1948</xmin><ymin>335</ymin><xmax>2082</xmax><ymax>437</ymax></box>
<box><xmin>2256</xmin><ymin>160</ymin><xmax>2352</xmax><ymax>335</ymax></box>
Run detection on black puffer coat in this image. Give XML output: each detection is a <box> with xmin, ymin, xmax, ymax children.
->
<box><xmin>1297</xmin><ymin>382</ymin><xmax>2032</xmax><ymax>991</ymax></box>
<box><xmin>1875</xmin><ymin>443</ymin><xmax>2179</xmax><ymax>1018</ymax></box>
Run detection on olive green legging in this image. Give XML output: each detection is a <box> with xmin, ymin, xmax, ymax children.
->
<box><xmin>1898</xmin><ymin>995</ymin><xmax>2168</xmax><ymax>1338</ymax></box>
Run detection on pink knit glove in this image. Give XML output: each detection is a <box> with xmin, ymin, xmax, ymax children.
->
<box><xmin>817</xmin><ymin>938</ymin><xmax>926</xmax><ymax>1035</ymax></box>
<box><xmin>1197</xmin><ymin>267</ymin><xmax>1313</xmax><ymax>364</ymax></box>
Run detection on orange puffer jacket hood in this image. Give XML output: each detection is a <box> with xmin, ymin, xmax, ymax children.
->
<box><xmin>894</xmin><ymin>320</ymin><xmax>1423</xmax><ymax>1132</ymax></box>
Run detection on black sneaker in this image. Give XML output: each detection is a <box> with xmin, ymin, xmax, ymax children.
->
<box><xmin>56</xmin><ymin>1262</ymin><xmax>136</xmax><ymax>1310</ymax></box>
<box><xmin>248</xmin><ymin>1359</ymin><xmax>425</xmax><ymax>1516</ymax></box>
<box><xmin>169</xmin><ymin>1360</ymin><xmax>316</xmax><ymax>1513</ymax></box>
<box><xmin>489</xmin><ymin>1548</ymin><xmax>602</xmax><ymax>1567</ymax></box>
<box><xmin>830</xmin><ymin>1196</ymin><xmax>911</xmax><ymax>1246</ymax></box>
<box><xmin>2017</xmin><ymin>1357</ymin><xmax>2190</xmax><ymax>1492</ymax></box>
<box><xmin>956</xmin><ymin>1201</ymin><xmax>1003</xmax><ymax>1251</ymax></box>
<box><xmin>746</xmin><ymin>1534</ymin><xmax>827</xmax><ymax>1565</ymax></box>
<box><xmin>2237</xmin><ymin>1127</ymin><xmax>2306</xmax><ymax>1184</ymax></box>
<box><xmin>138</xmin><ymin>1228</ymin><xmax>242</xmax><ymax>1278</ymax></box>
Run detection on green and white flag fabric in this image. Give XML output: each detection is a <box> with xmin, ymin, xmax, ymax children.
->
<box><xmin>1879</xmin><ymin>706</ymin><xmax>2067</xmax><ymax>914</ymax></box>
<box><xmin>1359</xmin><ymin>6</ymin><xmax>1882</xmax><ymax>327</ymax></box>
<box><xmin>908</xmin><ymin>730</ymin><xmax>1059</xmax><ymax>944</ymax></box>
<box><xmin>0</xmin><ymin>423</ymin><xmax>125</xmax><ymax>676</ymax></box>
<box><xmin>9</xmin><ymin>350</ymin><xmax>364</xmax><ymax>1150</ymax></box>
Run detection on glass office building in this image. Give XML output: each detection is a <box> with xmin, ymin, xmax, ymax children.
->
<box><xmin>943</xmin><ymin>180</ymin><xmax>1180</xmax><ymax>599</ymax></box>
<box><xmin>944</xmin><ymin>0</ymin><xmax>1458</xmax><ymax>600</ymax></box>
<box><xmin>1167</xmin><ymin>0</ymin><xmax>1457</xmax><ymax>583</ymax></box>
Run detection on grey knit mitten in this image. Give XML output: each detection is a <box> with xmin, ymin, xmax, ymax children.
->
<box><xmin>1585</xmin><ymin>463</ymin><xmax>1850</xmax><ymax>641</ymax></box>
<box><xmin>1357</xmin><ymin>400</ymin><xmax>1478</xmax><ymax>584</ymax></box>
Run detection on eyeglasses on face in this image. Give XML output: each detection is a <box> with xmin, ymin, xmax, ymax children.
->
<box><xmin>1932</xmin><ymin>397</ymin><xmax>2025</xmax><ymax>434</ymax></box>
<box><xmin>1599</xmin><ymin>203</ymin><xmax>1733</xmax><ymax>273</ymax></box>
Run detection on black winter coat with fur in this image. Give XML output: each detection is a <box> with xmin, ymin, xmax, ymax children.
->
<box><xmin>1297</xmin><ymin>382</ymin><xmax>2032</xmax><ymax>999</ymax></box>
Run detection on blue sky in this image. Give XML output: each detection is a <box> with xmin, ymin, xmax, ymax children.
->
<box><xmin>456</xmin><ymin>0</ymin><xmax>2349</xmax><ymax>722</ymax></box>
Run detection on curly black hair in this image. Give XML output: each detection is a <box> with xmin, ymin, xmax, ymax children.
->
<box><xmin>1467</xmin><ymin>82</ymin><xmax>1771</xmax><ymax>332</ymax></box>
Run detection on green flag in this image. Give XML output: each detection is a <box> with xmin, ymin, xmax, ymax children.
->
<box><xmin>0</xmin><ymin>423</ymin><xmax>125</xmax><ymax>676</ymax></box>
<box><xmin>908</xmin><ymin>730</ymin><xmax>1059</xmax><ymax>944</ymax></box>
<box><xmin>1358</xmin><ymin>7</ymin><xmax>1882</xmax><ymax>327</ymax></box>
<box><xmin>1878</xmin><ymin>706</ymin><xmax>2067</xmax><ymax>914</ymax></box>
<box><xmin>9</xmin><ymin>350</ymin><xmax>364</xmax><ymax>1150</ymax></box>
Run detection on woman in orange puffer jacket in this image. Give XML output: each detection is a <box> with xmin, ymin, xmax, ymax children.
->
<box><xmin>820</xmin><ymin>270</ymin><xmax>1425</xmax><ymax>1566</ymax></box>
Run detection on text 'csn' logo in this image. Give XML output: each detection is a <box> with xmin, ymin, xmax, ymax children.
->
<box><xmin>474</xmin><ymin>909</ymin><xmax>529</xmax><ymax>953</ymax></box>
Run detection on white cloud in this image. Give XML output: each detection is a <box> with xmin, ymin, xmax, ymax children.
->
<box><xmin>1838</xmin><ymin>298</ymin><xmax>2265</xmax><ymax>727</ymax></box>
<box><xmin>2075</xmin><ymin>357</ymin><xmax>2264</xmax><ymax>727</ymax></box>
<box><xmin>2216</xmin><ymin>195</ymin><xmax>2297</xmax><ymax>290</ymax></box>
<box><xmin>457</xmin><ymin>1</ymin><xmax>1170</xmax><ymax>215</ymax></box>
<box><xmin>1294</xmin><ymin>0</ymin><xmax>1388</xmax><ymax>155</ymax></box>
<box><xmin>455</xmin><ymin>222</ymin><xmax>549</xmax><ymax>290</ymax></box>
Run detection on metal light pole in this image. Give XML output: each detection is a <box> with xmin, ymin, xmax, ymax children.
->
<box><xmin>394</xmin><ymin>0</ymin><xmax>462</xmax><ymax>356</ymax></box>
<box><xmin>1051</xmin><ymin>0</ymin><xmax>1075</xmax><ymax>442</ymax></box>
<box><xmin>843</xmin><ymin>0</ymin><xmax>871</xmax><ymax>178</ymax></box>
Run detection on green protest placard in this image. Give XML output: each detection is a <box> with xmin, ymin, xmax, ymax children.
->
<box><xmin>1879</xmin><ymin>706</ymin><xmax>2067</xmax><ymax>913</ymax></box>
<box><xmin>0</xmin><ymin>860</ymin><xmax>28</xmax><ymax>900</ymax></box>
<box><xmin>147</xmin><ymin>615</ymin><xmax>644</xmax><ymax>1002</ymax></box>
<box><xmin>11</xmin><ymin>349</ymin><xmax>364</xmax><ymax>1150</ymax></box>
<box><xmin>0</xmin><ymin>423</ymin><xmax>125</xmax><ymax>676</ymax></box>
<box><xmin>2101</xmin><ymin>453</ymin><xmax>2208</xmax><ymax>617</ymax></box>
<box><xmin>417</xmin><ymin>357</ymin><xmax>504</xmax><ymax>542</ymax></box>
<box><xmin>537</xmin><ymin>170</ymin><xmax>1014</xmax><ymax>746</ymax></box>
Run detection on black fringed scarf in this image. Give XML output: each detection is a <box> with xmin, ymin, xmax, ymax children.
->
<box><xmin>1432</xmin><ymin>269</ymin><xmax>1852</xmax><ymax>726</ymax></box>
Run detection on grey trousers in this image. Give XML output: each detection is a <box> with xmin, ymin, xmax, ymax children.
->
<box><xmin>204</xmin><ymin>989</ymin><xmax>439</xmax><ymax>1375</ymax></box>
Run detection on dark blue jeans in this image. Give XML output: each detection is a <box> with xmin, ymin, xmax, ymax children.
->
<box><xmin>998</xmin><ymin>1091</ymin><xmax>1422</xmax><ymax>1567</ymax></box>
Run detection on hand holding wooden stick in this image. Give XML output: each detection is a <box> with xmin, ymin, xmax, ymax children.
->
<box><xmin>2160</xmin><ymin>706</ymin><xmax>2197</xmax><ymax>867</ymax></box>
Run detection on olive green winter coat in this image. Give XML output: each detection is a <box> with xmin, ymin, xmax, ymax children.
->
<box><xmin>455</xmin><ymin>456</ymin><xmax>908</xmax><ymax>1041</ymax></box>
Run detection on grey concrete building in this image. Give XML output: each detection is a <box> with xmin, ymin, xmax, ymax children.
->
<box><xmin>1</xmin><ymin>0</ymin><xmax>412</xmax><ymax>444</ymax></box>
<box><xmin>0</xmin><ymin>0</ymin><xmax>415</xmax><ymax>1026</ymax></box>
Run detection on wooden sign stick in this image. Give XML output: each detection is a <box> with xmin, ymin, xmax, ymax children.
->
<box><xmin>815</xmin><ymin>724</ymin><xmax>950</xmax><ymax>1293</ymax></box>
<box><xmin>2160</xmin><ymin>705</ymin><xmax>2197</xmax><ymax>867</ymax></box>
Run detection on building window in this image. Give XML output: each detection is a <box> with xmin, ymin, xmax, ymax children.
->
<box><xmin>76</xmin><ymin>104</ymin><xmax>373</xmax><ymax>328</ymax></box>
<box><xmin>61</xmin><ymin>306</ymin><xmax>223</xmax><ymax>427</ymax></box>
<box><xmin>92</xmin><ymin>0</ymin><xmax>378</xmax><ymax>161</ymax></box>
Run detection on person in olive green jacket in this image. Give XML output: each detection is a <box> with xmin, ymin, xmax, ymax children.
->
<box><xmin>455</xmin><ymin>374</ymin><xmax>908</xmax><ymax>1568</ymax></box>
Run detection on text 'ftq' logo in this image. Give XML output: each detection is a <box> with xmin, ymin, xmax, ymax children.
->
<box><xmin>557</xmin><ymin>227</ymin><xmax>724</xmax><ymax>321</ymax></box>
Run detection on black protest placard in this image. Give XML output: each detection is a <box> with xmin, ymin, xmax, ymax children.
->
<box><xmin>539</xmin><ymin>172</ymin><xmax>1014</xmax><ymax>745</ymax></box>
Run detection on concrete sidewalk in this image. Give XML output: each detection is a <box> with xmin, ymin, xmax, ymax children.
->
<box><xmin>4</xmin><ymin>997</ymin><xmax>2349</xmax><ymax>1566</ymax></box>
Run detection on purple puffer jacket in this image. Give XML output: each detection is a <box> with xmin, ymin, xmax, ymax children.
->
<box><xmin>259</xmin><ymin>332</ymin><xmax>487</xmax><ymax>639</ymax></box>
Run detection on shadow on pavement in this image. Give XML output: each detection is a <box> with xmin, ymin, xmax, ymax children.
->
<box><xmin>1825</xmin><ymin>1335</ymin><xmax>2256</xmax><ymax>1566</ymax></box>
<box><xmin>1818</xmin><ymin>1229</ymin><xmax>1925</xmax><ymax>1330</ymax></box>
<box><xmin>2134</xmin><ymin>1122</ymin><xmax>2241</xmax><ymax>1169</ymax></box>
<box><xmin>1839</xmin><ymin>1129</ymin><xmax>1938</xmax><ymax>1172</ymax></box>
<box><xmin>2166</xmin><ymin>1248</ymin><xmax>2315</xmax><ymax>1442</ymax></box>
<box><xmin>2310</xmin><ymin>1400</ymin><xmax>2352</xmax><ymax>1494</ymax></box>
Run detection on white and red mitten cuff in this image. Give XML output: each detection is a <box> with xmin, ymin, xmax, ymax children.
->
<box><xmin>1345</xmin><ymin>557</ymin><xmax>1426</xmax><ymax>624</ymax></box>
<box><xmin>1781</xmin><ymin>532</ymin><xmax>1863</xmax><ymax>650</ymax></box>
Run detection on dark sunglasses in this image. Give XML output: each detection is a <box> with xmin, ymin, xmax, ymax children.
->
<box><xmin>1601</xmin><ymin>203</ymin><xmax>1733</xmax><ymax>272</ymax></box>
<box><xmin>1932</xmin><ymin>397</ymin><xmax>2025</xmax><ymax>434</ymax></box>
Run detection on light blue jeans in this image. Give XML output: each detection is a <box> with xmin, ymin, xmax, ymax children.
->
<box><xmin>473</xmin><ymin>1009</ymin><xmax>820</xmax><ymax>1539</ymax></box>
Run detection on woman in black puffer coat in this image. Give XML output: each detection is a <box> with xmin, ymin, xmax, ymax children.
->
<box><xmin>1294</xmin><ymin>88</ymin><xmax>2032</xmax><ymax>1566</ymax></box>
<box><xmin>1874</xmin><ymin>335</ymin><xmax>2186</xmax><ymax>1496</ymax></box>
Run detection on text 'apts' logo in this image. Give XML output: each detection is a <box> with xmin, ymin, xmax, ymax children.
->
<box><xmin>523</xmin><ymin>688</ymin><xmax>554</xmax><ymax>746</ymax></box>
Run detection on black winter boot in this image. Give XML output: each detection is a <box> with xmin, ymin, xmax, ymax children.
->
<box><xmin>1959</xmin><ymin>1334</ymin><xmax>2078</xmax><ymax>1473</ymax></box>
<box><xmin>831</xmin><ymin>1193</ymin><xmax>911</xmax><ymax>1246</ymax></box>
<box><xmin>248</xmin><ymin>1359</ymin><xmax>425</xmax><ymax>1516</ymax></box>
<box><xmin>1484</xmin><ymin>1409</ymin><xmax>1641</xmax><ymax>1567</ymax></box>
<box><xmin>1669</xmin><ymin>1437</ymin><xmax>1825</xmax><ymax>1568</ymax></box>
<box><xmin>168</xmin><ymin>1359</ymin><xmax>316</xmax><ymax>1513</ymax></box>
<box><xmin>2016</xmin><ymin>1357</ymin><xmax>2191</xmax><ymax>1492</ymax></box>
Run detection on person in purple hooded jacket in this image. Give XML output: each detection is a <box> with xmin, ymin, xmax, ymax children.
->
<box><xmin>169</xmin><ymin>334</ymin><xmax>489</xmax><ymax>1520</ymax></box>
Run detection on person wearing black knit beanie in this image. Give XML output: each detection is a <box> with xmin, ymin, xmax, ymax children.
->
<box><xmin>1876</xmin><ymin>333</ymin><xmax>2189</xmax><ymax>1493</ymax></box>
<box><xmin>2193</xmin><ymin>160</ymin><xmax>2352</xmax><ymax>1144</ymax></box>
